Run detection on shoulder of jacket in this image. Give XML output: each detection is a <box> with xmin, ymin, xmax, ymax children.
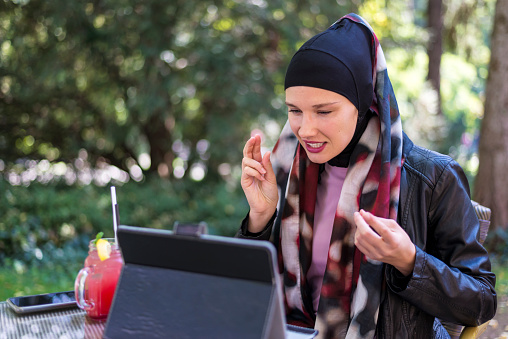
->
<box><xmin>402</xmin><ymin>141</ymin><xmax>457</xmax><ymax>188</ymax></box>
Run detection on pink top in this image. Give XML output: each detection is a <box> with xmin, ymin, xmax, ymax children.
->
<box><xmin>307</xmin><ymin>163</ymin><xmax>348</xmax><ymax>313</ymax></box>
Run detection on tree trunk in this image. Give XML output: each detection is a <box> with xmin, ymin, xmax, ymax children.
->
<box><xmin>474</xmin><ymin>0</ymin><xmax>508</xmax><ymax>230</ymax></box>
<box><xmin>144</xmin><ymin>112</ymin><xmax>174</xmax><ymax>179</ymax></box>
<box><xmin>427</xmin><ymin>0</ymin><xmax>444</xmax><ymax>115</ymax></box>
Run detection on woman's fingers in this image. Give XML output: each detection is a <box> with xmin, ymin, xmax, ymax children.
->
<box><xmin>354</xmin><ymin>212</ymin><xmax>386</xmax><ymax>262</ymax></box>
<box><xmin>243</xmin><ymin>136</ymin><xmax>255</xmax><ymax>158</ymax></box>
<box><xmin>354</xmin><ymin>211</ymin><xmax>390</xmax><ymax>254</ymax></box>
<box><xmin>261</xmin><ymin>151</ymin><xmax>275</xmax><ymax>181</ymax></box>
<box><xmin>242</xmin><ymin>156</ymin><xmax>266</xmax><ymax>175</ymax></box>
<box><xmin>240</xmin><ymin>133</ymin><xmax>279</xmax><ymax>234</ymax></box>
<box><xmin>354</xmin><ymin>211</ymin><xmax>381</xmax><ymax>240</ymax></box>
<box><xmin>242</xmin><ymin>136</ymin><xmax>267</xmax><ymax>181</ymax></box>
<box><xmin>354</xmin><ymin>210</ymin><xmax>416</xmax><ymax>274</ymax></box>
<box><xmin>243</xmin><ymin>134</ymin><xmax>263</xmax><ymax>162</ymax></box>
<box><xmin>242</xmin><ymin>164</ymin><xmax>266</xmax><ymax>182</ymax></box>
<box><xmin>359</xmin><ymin>210</ymin><xmax>401</xmax><ymax>245</ymax></box>
<box><xmin>252</xmin><ymin>135</ymin><xmax>263</xmax><ymax>162</ymax></box>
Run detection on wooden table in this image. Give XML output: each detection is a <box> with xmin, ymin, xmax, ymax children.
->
<box><xmin>0</xmin><ymin>302</ymin><xmax>104</xmax><ymax>339</ymax></box>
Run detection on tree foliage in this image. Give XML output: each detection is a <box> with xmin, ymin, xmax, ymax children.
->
<box><xmin>1</xmin><ymin>0</ymin><xmax>503</xmax><ymax>235</ymax></box>
<box><xmin>0</xmin><ymin>0</ymin><xmax>355</xmax><ymax>182</ymax></box>
<box><xmin>1</xmin><ymin>0</ymin><xmax>497</xmax><ymax>182</ymax></box>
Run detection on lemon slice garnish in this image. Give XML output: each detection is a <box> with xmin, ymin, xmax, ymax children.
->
<box><xmin>96</xmin><ymin>239</ymin><xmax>112</xmax><ymax>261</ymax></box>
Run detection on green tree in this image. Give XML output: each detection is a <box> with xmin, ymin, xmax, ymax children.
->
<box><xmin>0</xmin><ymin>0</ymin><xmax>351</xmax><ymax>182</ymax></box>
<box><xmin>475</xmin><ymin>0</ymin><xmax>508</xmax><ymax>231</ymax></box>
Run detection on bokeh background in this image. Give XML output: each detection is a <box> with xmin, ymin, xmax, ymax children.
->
<box><xmin>1</xmin><ymin>0</ymin><xmax>507</xmax><ymax>318</ymax></box>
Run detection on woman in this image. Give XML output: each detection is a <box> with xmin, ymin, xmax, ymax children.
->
<box><xmin>237</xmin><ymin>14</ymin><xmax>496</xmax><ymax>338</ymax></box>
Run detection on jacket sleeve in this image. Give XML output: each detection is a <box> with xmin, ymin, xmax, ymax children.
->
<box><xmin>235</xmin><ymin>210</ymin><xmax>276</xmax><ymax>241</ymax></box>
<box><xmin>386</xmin><ymin>159</ymin><xmax>497</xmax><ymax>326</ymax></box>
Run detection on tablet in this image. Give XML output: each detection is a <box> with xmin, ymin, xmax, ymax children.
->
<box><xmin>103</xmin><ymin>225</ymin><xmax>317</xmax><ymax>339</ymax></box>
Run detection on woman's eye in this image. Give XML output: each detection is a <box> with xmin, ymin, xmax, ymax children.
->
<box><xmin>317</xmin><ymin>111</ymin><xmax>332</xmax><ymax>115</ymax></box>
<box><xmin>289</xmin><ymin>109</ymin><xmax>301</xmax><ymax>114</ymax></box>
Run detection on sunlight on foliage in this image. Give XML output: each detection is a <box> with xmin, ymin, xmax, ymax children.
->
<box><xmin>213</xmin><ymin>18</ymin><xmax>235</xmax><ymax>31</ymax></box>
<box><xmin>441</xmin><ymin>53</ymin><xmax>484</xmax><ymax>123</ymax></box>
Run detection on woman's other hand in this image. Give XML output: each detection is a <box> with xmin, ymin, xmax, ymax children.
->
<box><xmin>241</xmin><ymin>134</ymin><xmax>279</xmax><ymax>233</ymax></box>
<box><xmin>353</xmin><ymin>209</ymin><xmax>416</xmax><ymax>276</ymax></box>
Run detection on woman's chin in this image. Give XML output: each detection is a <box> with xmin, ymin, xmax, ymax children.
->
<box><xmin>304</xmin><ymin>151</ymin><xmax>332</xmax><ymax>164</ymax></box>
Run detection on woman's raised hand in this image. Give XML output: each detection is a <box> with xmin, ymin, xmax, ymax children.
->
<box><xmin>241</xmin><ymin>134</ymin><xmax>279</xmax><ymax>233</ymax></box>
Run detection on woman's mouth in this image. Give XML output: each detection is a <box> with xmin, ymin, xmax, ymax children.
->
<box><xmin>304</xmin><ymin>141</ymin><xmax>326</xmax><ymax>153</ymax></box>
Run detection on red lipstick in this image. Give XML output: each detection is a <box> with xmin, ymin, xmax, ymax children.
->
<box><xmin>304</xmin><ymin>141</ymin><xmax>326</xmax><ymax>153</ymax></box>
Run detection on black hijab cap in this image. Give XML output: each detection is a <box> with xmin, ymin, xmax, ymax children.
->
<box><xmin>285</xmin><ymin>18</ymin><xmax>374</xmax><ymax>117</ymax></box>
<box><xmin>285</xmin><ymin>18</ymin><xmax>375</xmax><ymax>167</ymax></box>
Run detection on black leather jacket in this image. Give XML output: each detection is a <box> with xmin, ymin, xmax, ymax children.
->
<box><xmin>238</xmin><ymin>133</ymin><xmax>497</xmax><ymax>338</ymax></box>
<box><xmin>376</xmin><ymin>133</ymin><xmax>496</xmax><ymax>338</ymax></box>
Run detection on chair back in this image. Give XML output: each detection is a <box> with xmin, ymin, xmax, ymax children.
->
<box><xmin>471</xmin><ymin>200</ymin><xmax>492</xmax><ymax>245</ymax></box>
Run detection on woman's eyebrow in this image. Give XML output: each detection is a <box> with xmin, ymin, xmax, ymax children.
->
<box><xmin>285</xmin><ymin>101</ymin><xmax>339</xmax><ymax>108</ymax></box>
<box><xmin>312</xmin><ymin>101</ymin><xmax>339</xmax><ymax>108</ymax></box>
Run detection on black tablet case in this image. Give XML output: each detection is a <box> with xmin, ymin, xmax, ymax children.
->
<box><xmin>103</xmin><ymin>225</ymin><xmax>288</xmax><ymax>339</ymax></box>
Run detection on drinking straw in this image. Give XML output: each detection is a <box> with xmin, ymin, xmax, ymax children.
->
<box><xmin>110</xmin><ymin>186</ymin><xmax>120</xmax><ymax>244</ymax></box>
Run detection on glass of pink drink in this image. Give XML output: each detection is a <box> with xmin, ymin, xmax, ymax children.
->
<box><xmin>74</xmin><ymin>238</ymin><xmax>123</xmax><ymax>321</ymax></box>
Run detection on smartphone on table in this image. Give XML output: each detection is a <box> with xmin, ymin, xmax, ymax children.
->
<box><xmin>7</xmin><ymin>291</ymin><xmax>77</xmax><ymax>314</ymax></box>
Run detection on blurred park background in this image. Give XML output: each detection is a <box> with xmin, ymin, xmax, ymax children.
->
<box><xmin>1</xmin><ymin>0</ymin><xmax>508</xmax><ymax>305</ymax></box>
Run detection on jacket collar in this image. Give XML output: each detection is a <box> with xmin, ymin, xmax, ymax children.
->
<box><xmin>402</xmin><ymin>132</ymin><xmax>414</xmax><ymax>158</ymax></box>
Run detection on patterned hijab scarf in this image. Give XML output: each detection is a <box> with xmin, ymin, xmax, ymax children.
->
<box><xmin>270</xmin><ymin>14</ymin><xmax>403</xmax><ymax>338</ymax></box>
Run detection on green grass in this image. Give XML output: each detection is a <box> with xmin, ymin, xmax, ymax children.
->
<box><xmin>0</xmin><ymin>263</ymin><xmax>81</xmax><ymax>300</ymax></box>
<box><xmin>492</xmin><ymin>261</ymin><xmax>508</xmax><ymax>297</ymax></box>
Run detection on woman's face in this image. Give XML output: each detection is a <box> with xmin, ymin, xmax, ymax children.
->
<box><xmin>286</xmin><ymin>86</ymin><xmax>358</xmax><ymax>164</ymax></box>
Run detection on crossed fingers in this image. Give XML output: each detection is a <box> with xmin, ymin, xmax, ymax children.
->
<box><xmin>242</xmin><ymin>135</ymin><xmax>267</xmax><ymax>182</ymax></box>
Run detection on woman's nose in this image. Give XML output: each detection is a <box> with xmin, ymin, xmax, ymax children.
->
<box><xmin>298</xmin><ymin>113</ymin><xmax>316</xmax><ymax>138</ymax></box>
